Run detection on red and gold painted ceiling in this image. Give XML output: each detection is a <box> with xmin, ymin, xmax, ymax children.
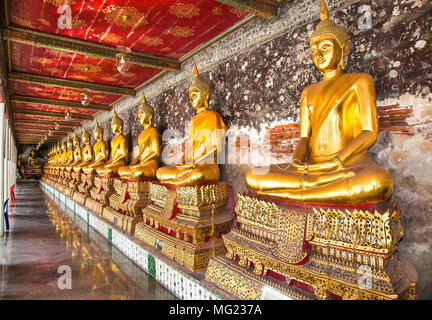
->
<box><xmin>5</xmin><ymin>0</ymin><xmax>263</xmax><ymax>145</ymax></box>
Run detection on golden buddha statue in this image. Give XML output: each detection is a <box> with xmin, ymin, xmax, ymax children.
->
<box><xmin>118</xmin><ymin>93</ymin><xmax>160</xmax><ymax>180</ymax></box>
<box><xmin>58</xmin><ymin>142</ymin><xmax>68</xmax><ymax>169</ymax></box>
<box><xmin>73</xmin><ymin>128</ymin><xmax>93</xmax><ymax>173</ymax></box>
<box><xmin>95</xmin><ymin>108</ymin><xmax>127</xmax><ymax>177</ymax></box>
<box><xmin>64</xmin><ymin>136</ymin><xmax>74</xmax><ymax>167</ymax></box>
<box><xmin>246</xmin><ymin>0</ymin><xmax>393</xmax><ymax>206</ymax></box>
<box><xmin>156</xmin><ymin>60</ymin><xmax>226</xmax><ymax>187</ymax></box>
<box><xmin>82</xmin><ymin>121</ymin><xmax>107</xmax><ymax>175</ymax></box>
<box><xmin>27</xmin><ymin>149</ymin><xmax>41</xmax><ymax>168</ymax></box>
<box><xmin>68</xmin><ymin>133</ymin><xmax>82</xmax><ymax>169</ymax></box>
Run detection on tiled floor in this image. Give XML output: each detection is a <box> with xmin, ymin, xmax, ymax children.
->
<box><xmin>0</xmin><ymin>182</ymin><xmax>177</xmax><ymax>300</ymax></box>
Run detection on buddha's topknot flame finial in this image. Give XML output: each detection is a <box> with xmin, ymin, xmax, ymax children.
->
<box><xmin>320</xmin><ymin>0</ymin><xmax>329</xmax><ymax>20</ymax></box>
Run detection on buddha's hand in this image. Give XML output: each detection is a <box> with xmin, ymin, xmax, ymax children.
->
<box><xmin>291</xmin><ymin>159</ymin><xmax>306</xmax><ymax>172</ymax></box>
<box><xmin>176</xmin><ymin>163</ymin><xmax>195</xmax><ymax>170</ymax></box>
<box><xmin>307</xmin><ymin>158</ymin><xmax>342</xmax><ymax>173</ymax></box>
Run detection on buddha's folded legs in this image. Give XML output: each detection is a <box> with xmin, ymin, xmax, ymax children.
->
<box><xmin>156</xmin><ymin>164</ymin><xmax>220</xmax><ymax>187</ymax></box>
<box><xmin>246</xmin><ymin>161</ymin><xmax>393</xmax><ymax>205</ymax></box>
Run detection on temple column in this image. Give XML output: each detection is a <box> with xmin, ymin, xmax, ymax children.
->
<box><xmin>0</xmin><ymin>102</ymin><xmax>5</xmax><ymax>236</ymax></box>
<box><xmin>4</xmin><ymin>119</ymin><xmax>9</xmax><ymax>201</ymax></box>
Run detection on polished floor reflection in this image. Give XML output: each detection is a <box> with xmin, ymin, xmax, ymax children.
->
<box><xmin>0</xmin><ymin>182</ymin><xmax>177</xmax><ymax>300</ymax></box>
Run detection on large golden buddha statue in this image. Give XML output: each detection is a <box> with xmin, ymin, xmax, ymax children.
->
<box><xmin>246</xmin><ymin>0</ymin><xmax>393</xmax><ymax>206</ymax></box>
<box><xmin>95</xmin><ymin>108</ymin><xmax>127</xmax><ymax>177</ymax></box>
<box><xmin>73</xmin><ymin>128</ymin><xmax>93</xmax><ymax>173</ymax></box>
<box><xmin>82</xmin><ymin>121</ymin><xmax>107</xmax><ymax>175</ymax></box>
<box><xmin>118</xmin><ymin>93</ymin><xmax>160</xmax><ymax>180</ymax></box>
<box><xmin>156</xmin><ymin>61</ymin><xmax>226</xmax><ymax>187</ymax></box>
<box><xmin>27</xmin><ymin>149</ymin><xmax>40</xmax><ymax>167</ymax></box>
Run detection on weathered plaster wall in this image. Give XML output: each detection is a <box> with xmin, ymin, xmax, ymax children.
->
<box><xmin>68</xmin><ymin>0</ymin><xmax>431</xmax><ymax>298</ymax></box>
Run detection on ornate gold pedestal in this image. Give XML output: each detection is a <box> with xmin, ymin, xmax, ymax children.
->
<box><xmin>65</xmin><ymin>170</ymin><xmax>82</xmax><ymax>198</ymax></box>
<box><xmin>85</xmin><ymin>176</ymin><xmax>116</xmax><ymax>215</ymax></box>
<box><xmin>205</xmin><ymin>194</ymin><xmax>417</xmax><ymax>300</ymax></box>
<box><xmin>134</xmin><ymin>182</ymin><xmax>235</xmax><ymax>272</ymax></box>
<box><xmin>101</xmin><ymin>178</ymin><xmax>152</xmax><ymax>234</ymax></box>
<box><xmin>60</xmin><ymin>169</ymin><xmax>73</xmax><ymax>194</ymax></box>
<box><xmin>73</xmin><ymin>173</ymin><xmax>96</xmax><ymax>205</ymax></box>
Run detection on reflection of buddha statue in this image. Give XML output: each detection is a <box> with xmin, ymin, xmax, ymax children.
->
<box><xmin>118</xmin><ymin>93</ymin><xmax>160</xmax><ymax>180</ymax></box>
<box><xmin>156</xmin><ymin>60</ymin><xmax>226</xmax><ymax>187</ymax></box>
<box><xmin>73</xmin><ymin>128</ymin><xmax>93</xmax><ymax>173</ymax></box>
<box><xmin>246</xmin><ymin>0</ymin><xmax>393</xmax><ymax>206</ymax></box>
<box><xmin>66</xmin><ymin>133</ymin><xmax>82</xmax><ymax>172</ymax></box>
<box><xmin>95</xmin><ymin>108</ymin><xmax>127</xmax><ymax>177</ymax></box>
<box><xmin>82</xmin><ymin>121</ymin><xmax>107</xmax><ymax>175</ymax></box>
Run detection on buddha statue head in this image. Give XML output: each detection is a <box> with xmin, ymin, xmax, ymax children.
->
<box><xmin>82</xmin><ymin>128</ymin><xmax>91</xmax><ymax>145</ymax></box>
<box><xmin>93</xmin><ymin>120</ymin><xmax>104</xmax><ymax>141</ymax></box>
<box><xmin>189</xmin><ymin>59</ymin><xmax>211</xmax><ymax>111</ymax></box>
<box><xmin>31</xmin><ymin>149</ymin><xmax>36</xmax><ymax>158</ymax></box>
<box><xmin>111</xmin><ymin>107</ymin><xmax>124</xmax><ymax>135</ymax></box>
<box><xmin>137</xmin><ymin>92</ymin><xmax>154</xmax><ymax>127</ymax></box>
<box><xmin>61</xmin><ymin>141</ymin><xmax>67</xmax><ymax>152</ymax></box>
<box><xmin>310</xmin><ymin>0</ymin><xmax>349</xmax><ymax>74</ymax></box>
<box><xmin>72</xmin><ymin>133</ymin><xmax>80</xmax><ymax>148</ymax></box>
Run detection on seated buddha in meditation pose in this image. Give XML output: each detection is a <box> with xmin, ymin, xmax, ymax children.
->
<box><xmin>95</xmin><ymin>108</ymin><xmax>127</xmax><ymax>177</ymax></box>
<box><xmin>57</xmin><ymin>141</ymin><xmax>68</xmax><ymax>171</ymax></box>
<box><xmin>82</xmin><ymin>121</ymin><xmax>107</xmax><ymax>175</ymax></box>
<box><xmin>66</xmin><ymin>133</ymin><xmax>82</xmax><ymax>172</ymax></box>
<box><xmin>73</xmin><ymin>128</ymin><xmax>93</xmax><ymax>173</ymax></box>
<box><xmin>62</xmin><ymin>136</ymin><xmax>74</xmax><ymax>170</ymax></box>
<box><xmin>118</xmin><ymin>93</ymin><xmax>160</xmax><ymax>180</ymax></box>
<box><xmin>27</xmin><ymin>149</ymin><xmax>40</xmax><ymax>168</ymax></box>
<box><xmin>246</xmin><ymin>0</ymin><xmax>393</xmax><ymax>206</ymax></box>
<box><xmin>156</xmin><ymin>61</ymin><xmax>226</xmax><ymax>187</ymax></box>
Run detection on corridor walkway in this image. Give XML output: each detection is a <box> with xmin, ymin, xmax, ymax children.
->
<box><xmin>0</xmin><ymin>182</ymin><xmax>176</xmax><ymax>300</ymax></box>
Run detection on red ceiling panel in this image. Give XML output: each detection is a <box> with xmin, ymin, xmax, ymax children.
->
<box><xmin>9</xmin><ymin>0</ymin><xmax>248</xmax><ymax>59</ymax></box>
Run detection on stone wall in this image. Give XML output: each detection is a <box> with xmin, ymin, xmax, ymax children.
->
<box><xmin>68</xmin><ymin>0</ymin><xmax>431</xmax><ymax>298</ymax></box>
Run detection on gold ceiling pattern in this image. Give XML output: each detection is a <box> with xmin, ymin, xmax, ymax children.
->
<box><xmin>103</xmin><ymin>5</ymin><xmax>148</xmax><ymax>29</ymax></box>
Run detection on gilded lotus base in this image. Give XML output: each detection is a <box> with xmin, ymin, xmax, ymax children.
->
<box><xmin>86</xmin><ymin>176</ymin><xmax>116</xmax><ymax>214</ymax></box>
<box><xmin>73</xmin><ymin>173</ymin><xmax>95</xmax><ymax>205</ymax></box>
<box><xmin>135</xmin><ymin>181</ymin><xmax>235</xmax><ymax>272</ymax></box>
<box><xmin>205</xmin><ymin>194</ymin><xmax>418</xmax><ymax>300</ymax></box>
<box><xmin>102</xmin><ymin>206</ymin><xmax>142</xmax><ymax>234</ymax></box>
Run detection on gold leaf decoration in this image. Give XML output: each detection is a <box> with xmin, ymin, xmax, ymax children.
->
<box><xmin>139</xmin><ymin>36</ymin><xmax>164</xmax><ymax>46</ymax></box>
<box><xmin>45</xmin><ymin>67</ymin><xmax>64</xmax><ymax>74</ymax></box>
<box><xmin>168</xmin><ymin>26</ymin><xmax>195</xmax><ymax>38</ymax></box>
<box><xmin>43</xmin><ymin>0</ymin><xmax>76</xmax><ymax>5</ymax></box>
<box><xmin>103</xmin><ymin>5</ymin><xmax>148</xmax><ymax>28</ymax></box>
<box><xmin>72</xmin><ymin>16</ymin><xmax>87</xmax><ymax>29</ymax></box>
<box><xmin>100</xmin><ymin>76</ymin><xmax>117</xmax><ymax>82</ymax></box>
<box><xmin>31</xmin><ymin>57</ymin><xmax>57</xmax><ymax>65</ymax></box>
<box><xmin>230</xmin><ymin>7</ymin><xmax>246</xmax><ymax>18</ymax></box>
<box><xmin>169</xmin><ymin>3</ymin><xmax>200</xmax><ymax>19</ymax></box>
<box><xmin>36</xmin><ymin>18</ymin><xmax>51</xmax><ymax>26</ymax></box>
<box><xmin>11</xmin><ymin>16</ymin><xmax>34</xmax><ymax>28</ymax></box>
<box><xmin>96</xmin><ymin>32</ymin><xmax>122</xmax><ymax>43</ymax></box>
<box><xmin>212</xmin><ymin>6</ymin><xmax>223</xmax><ymax>16</ymax></box>
<box><xmin>160</xmin><ymin>47</ymin><xmax>172</xmax><ymax>53</ymax></box>
<box><xmin>71</xmin><ymin>63</ymin><xmax>103</xmax><ymax>73</ymax></box>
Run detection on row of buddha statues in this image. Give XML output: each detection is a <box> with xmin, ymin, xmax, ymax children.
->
<box><xmin>41</xmin><ymin>0</ymin><xmax>417</xmax><ymax>300</ymax></box>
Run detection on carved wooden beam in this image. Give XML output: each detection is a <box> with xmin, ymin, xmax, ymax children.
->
<box><xmin>13</xmin><ymin>108</ymin><xmax>92</xmax><ymax>120</ymax></box>
<box><xmin>11</xmin><ymin>95</ymin><xmax>109</xmax><ymax>111</ymax></box>
<box><xmin>16</xmin><ymin>131</ymin><xmax>63</xmax><ymax>136</ymax></box>
<box><xmin>8</xmin><ymin>72</ymin><xmax>135</xmax><ymax>96</ymax></box>
<box><xmin>215</xmin><ymin>0</ymin><xmax>277</xmax><ymax>19</ymax></box>
<box><xmin>14</xmin><ymin>119</ymin><xmax>80</xmax><ymax>127</ymax></box>
<box><xmin>3</xmin><ymin>27</ymin><xmax>180</xmax><ymax>71</ymax></box>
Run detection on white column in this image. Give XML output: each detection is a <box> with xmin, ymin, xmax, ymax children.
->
<box><xmin>0</xmin><ymin>103</ymin><xmax>5</xmax><ymax>236</ymax></box>
<box><xmin>4</xmin><ymin>119</ymin><xmax>9</xmax><ymax>200</ymax></box>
